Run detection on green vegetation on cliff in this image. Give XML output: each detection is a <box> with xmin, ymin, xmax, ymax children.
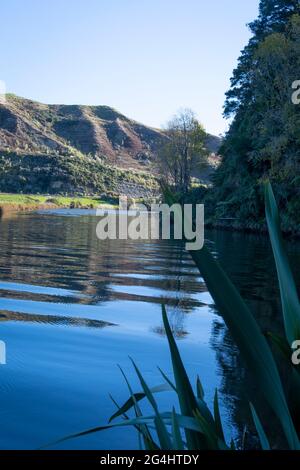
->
<box><xmin>0</xmin><ymin>151</ymin><xmax>158</xmax><ymax>199</ymax></box>
<box><xmin>209</xmin><ymin>0</ymin><xmax>300</xmax><ymax>234</ymax></box>
<box><xmin>0</xmin><ymin>95</ymin><xmax>163</xmax><ymax>198</ymax></box>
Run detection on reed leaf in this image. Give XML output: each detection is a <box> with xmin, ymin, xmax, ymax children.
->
<box><xmin>130</xmin><ymin>358</ymin><xmax>172</xmax><ymax>449</ymax></box>
<box><xmin>163</xmin><ymin>185</ymin><xmax>299</xmax><ymax>449</ymax></box>
<box><xmin>171</xmin><ymin>408</ymin><xmax>185</xmax><ymax>450</ymax></box>
<box><xmin>264</xmin><ymin>181</ymin><xmax>300</xmax><ymax>345</ymax></box>
<box><xmin>109</xmin><ymin>383</ymin><xmax>172</xmax><ymax>423</ymax></box>
<box><xmin>250</xmin><ymin>403</ymin><xmax>270</xmax><ymax>450</ymax></box>
<box><xmin>213</xmin><ymin>390</ymin><xmax>225</xmax><ymax>442</ymax></box>
<box><xmin>162</xmin><ymin>304</ymin><xmax>209</xmax><ymax>449</ymax></box>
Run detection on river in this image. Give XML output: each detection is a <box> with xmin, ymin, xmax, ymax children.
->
<box><xmin>0</xmin><ymin>208</ymin><xmax>299</xmax><ymax>449</ymax></box>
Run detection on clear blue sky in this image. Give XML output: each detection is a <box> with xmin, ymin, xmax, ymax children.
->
<box><xmin>0</xmin><ymin>0</ymin><xmax>260</xmax><ymax>135</ymax></box>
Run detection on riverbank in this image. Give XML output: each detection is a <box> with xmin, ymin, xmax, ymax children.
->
<box><xmin>206</xmin><ymin>216</ymin><xmax>300</xmax><ymax>238</ymax></box>
<box><xmin>186</xmin><ymin>186</ymin><xmax>300</xmax><ymax>238</ymax></box>
<box><xmin>0</xmin><ymin>193</ymin><xmax>118</xmax><ymax>217</ymax></box>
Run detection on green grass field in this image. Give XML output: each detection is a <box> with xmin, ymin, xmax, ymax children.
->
<box><xmin>0</xmin><ymin>193</ymin><xmax>118</xmax><ymax>209</ymax></box>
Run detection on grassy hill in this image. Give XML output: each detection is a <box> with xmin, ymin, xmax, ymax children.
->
<box><xmin>0</xmin><ymin>95</ymin><xmax>221</xmax><ymax>198</ymax></box>
<box><xmin>0</xmin><ymin>95</ymin><xmax>165</xmax><ymax>168</ymax></box>
<box><xmin>0</xmin><ymin>95</ymin><xmax>165</xmax><ymax>197</ymax></box>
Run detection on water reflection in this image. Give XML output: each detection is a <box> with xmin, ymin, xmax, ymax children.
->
<box><xmin>0</xmin><ymin>211</ymin><xmax>206</xmax><ymax>316</ymax></box>
<box><xmin>0</xmin><ymin>211</ymin><xmax>299</xmax><ymax>449</ymax></box>
<box><xmin>0</xmin><ymin>309</ymin><xmax>115</xmax><ymax>329</ymax></box>
<box><xmin>208</xmin><ymin>229</ymin><xmax>300</xmax><ymax>448</ymax></box>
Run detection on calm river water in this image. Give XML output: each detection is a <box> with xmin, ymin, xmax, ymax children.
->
<box><xmin>0</xmin><ymin>209</ymin><xmax>299</xmax><ymax>449</ymax></box>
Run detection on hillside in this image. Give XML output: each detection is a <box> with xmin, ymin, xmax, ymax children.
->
<box><xmin>0</xmin><ymin>95</ymin><xmax>168</xmax><ymax>197</ymax></box>
<box><xmin>0</xmin><ymin>95</ymin><xmax>165</xmax><ymax>170</ymax></box>
<box><xmin>205</xmin><ymin>134</ymin><xmax>222</xmax><ymax>155</ymax></box>
<box><xmin>0</xmin><ymin>95</ymin><xmax>221</xmax><ymax>197</ymax></box>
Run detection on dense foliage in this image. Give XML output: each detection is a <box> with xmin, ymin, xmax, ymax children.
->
<box><xmin>211</xmin><ymin>0</ymin><xmax>300</xmax><ymax>234</ymax></box>
<box><xmin>0</xmin><ymin>152</ymin><xmax>158</xmax><ymax>198</ymax></box>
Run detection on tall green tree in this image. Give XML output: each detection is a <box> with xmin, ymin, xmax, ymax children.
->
<box><xmin>224</xmin><ymin>0</ymin><xmax>300</xmax><ymax>117</ymax></box>
<box><xmin>213</xmin><ymin>0</ymin><xmax>300</xmax><ymax>233</ymax></box>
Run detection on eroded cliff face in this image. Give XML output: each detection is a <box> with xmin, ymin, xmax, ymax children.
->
<box><xmin>0</xmin><ymin>95</ymin><xmax>165</xmax><ymax>171</ymax></box>
<box><xmin>0</xmin><ymin>95</ymin><xmax>221</xmax><ymax>196</ymax></box>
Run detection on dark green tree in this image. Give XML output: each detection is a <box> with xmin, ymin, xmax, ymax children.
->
<box><xmin>212</xmin><ymin>0</ymin><xmax>300</xmax><ymax>233</ymax></box>
<box><xmin>224</xmin><ymin>0</ymin><xmax>300</xmax><ymax>116</ymax></box>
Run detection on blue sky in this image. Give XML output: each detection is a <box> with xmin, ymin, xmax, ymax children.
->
<box><xmin>0</xmin><ymin>0</ymin><xmax>260</xmax><ymax>134</ymax></box>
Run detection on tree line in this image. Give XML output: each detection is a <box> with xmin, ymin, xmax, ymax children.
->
<box><xmin>214</xmin><ymin>0</ymin><xmax>300</xmax><ymax>233</ymax></box>
<box><xmin>158</xmin><ymin>1</ymin><xmax>300</xmax><ymax>234</ymax></box>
